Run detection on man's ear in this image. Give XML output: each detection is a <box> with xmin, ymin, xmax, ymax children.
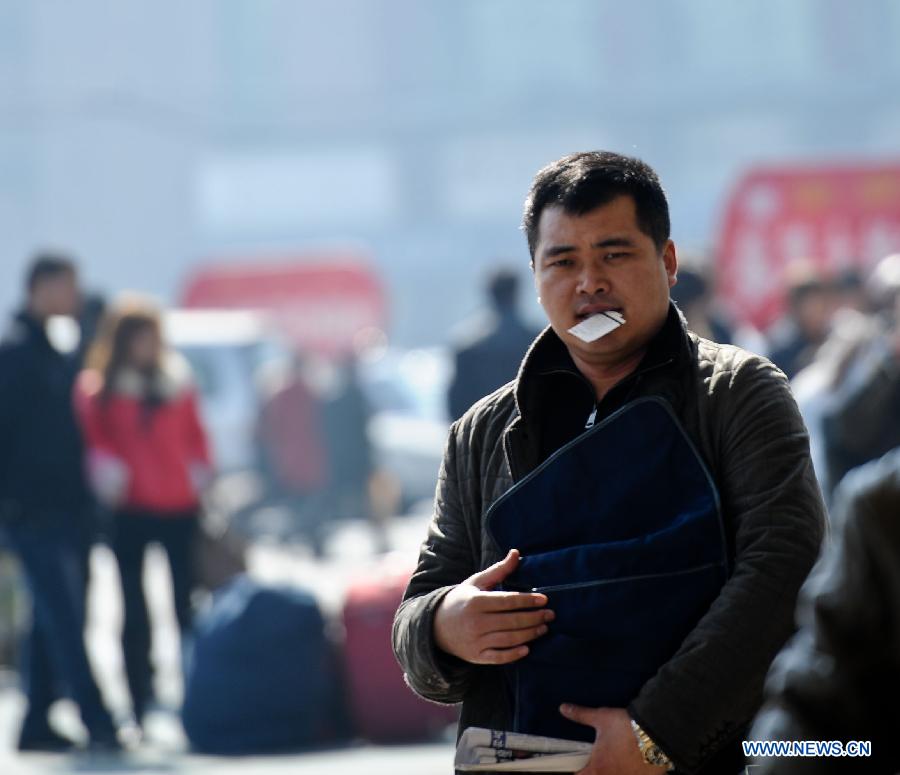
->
<box><xmin>663</xmin><ymin>240</ymin><xmax>678</xmax><ymax>288</ymax></box>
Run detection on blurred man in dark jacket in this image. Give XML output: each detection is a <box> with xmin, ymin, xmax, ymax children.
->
<box><xmin>751</xmin><ymin>447</ymin><xmax>900</xmax><ymax>774</ymax></box>
<box><xmin>669</xmin><ymin>267</ymin><xmax>733</xmax><ymax>345</ymax></box>
<box><xmin>394</xmin><ymin>152</ymin><xmax>825</xmax><ymax>775</ymax></box>
<box><xmin>822</xmin><ymin>253</ymin><xmax>900</xmax><ymax>499</ymax></box>
<box><xmin>0</xmin><ymin>253</ymin><xmax>119</xmax><ymax>751</ymax></box>
<box><xmin>447</xmin><ymin>268</ymin><xmax>539</xmax><ymax>421</ymax></box>
<box><xmin>768</xmin><ymin>263</ymin><xmax>836</xmax><ymax>380</ymax></box>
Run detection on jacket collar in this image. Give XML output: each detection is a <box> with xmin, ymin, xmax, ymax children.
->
<box><xmin>513</xmin><ymin>301</ymin><xmax>692</xmax><ymax>423</ymax></box>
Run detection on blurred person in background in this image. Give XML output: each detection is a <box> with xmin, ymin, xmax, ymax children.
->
<box><xmin>768</xmin><ymin>261</ymin><xmax>837</xmax><ymax>379</ymax></box>
<box><xmin>321</xmin><ymin>354</ymin><xmax>375</xmax><ymax>523</ymax></box>
<box><xmin>0</xmin><ymin>253</ymin><xmax>120</xmax><ymax>752</ymax></box>
<box><xmin>750</xmin><ymin>447</ymin><xmax>900</xmax><ymax>774</ymax></box>
<box><xmin>75</xmin><ymin>297</ymin><xmax>212</xmax><ymax>730</ymax></box>
<box><xmin>790</xmin><ymin>267</ymin><xmax>882</xmax><ymax>499</ymax></box>
<box><xmin>256</xmin><ymin>352</ymin><xmax>328</xmax><ymax>504</ymax></box>
<box><xmin>447</xmin><ymin>267</ymin><xmax>540</xmax><ymax>421</ymax></box>
<box><xmin>669</xmin><ymin>266</ymin><xmax>734</xmax><ymax>344</ymax></box>
<box><xmin>820</xmin><ymin>253</ymin><xmax>900</xmax><ymax>502</ymax></box>
<box><xmin>832</xmin><ymin>268</ymin><xmax>867</xmax><ymax>315</ymax></box>
<box><xmin>257</xmin><ymin>351</ymin><xmax>378</xmax><ymax>554</ymax></box>
<box><xmin>256</xmin><ymin>352</ymin><xmax>330</xmax><ymax>551</ymax></box>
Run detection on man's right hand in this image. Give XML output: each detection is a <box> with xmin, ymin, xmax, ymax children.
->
<box><xmin>434</xmin><ymin>549</ymin><xmax>554</xmax><ymax>665</ymax></box>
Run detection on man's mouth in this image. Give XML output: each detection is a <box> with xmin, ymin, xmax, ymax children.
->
<box><xmin>574</xmin><ymin>306</ymin><xmax>624</xmax><ymax>322</ymax></box>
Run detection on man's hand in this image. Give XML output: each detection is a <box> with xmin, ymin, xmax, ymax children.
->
<box><xmin>559</xmin><ymin>705</ymin><xmax>669</xmax><ymax>775</ymax></box>
<box><xmin>434</xmin><ymin>549</ymin><xmax>554</xmax><ymax>665</ymax></box>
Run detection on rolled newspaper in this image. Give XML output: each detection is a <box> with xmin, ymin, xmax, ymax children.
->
<box><xmin>455</xmin><ymin>727</ymin><xmax>592</xmax><ymax>772</ymax></box>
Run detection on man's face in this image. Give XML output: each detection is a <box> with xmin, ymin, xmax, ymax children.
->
<box><xmin>128</xmin><ymin>325</ymin><xmax>162</xmax><ymax>370</ymax></box>
<box><xmin>33</xmin><ymin>270</ymin><xmax>80</xmax><ymax>318</ymax></box>
<box><xmin>532</xmin><ymin>196</ymin><xmax>677</xmax><ymax>367</ymax></box>
<box><xmin>794</xmin><ymin>288</ymin><xmax>835</xmax><ymax>343</ymax></box>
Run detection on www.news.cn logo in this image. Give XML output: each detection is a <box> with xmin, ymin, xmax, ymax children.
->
<box><xmin>743</xmin><ymin>740</ymin><xmax>872</xmax><ymax>759</ymax></box>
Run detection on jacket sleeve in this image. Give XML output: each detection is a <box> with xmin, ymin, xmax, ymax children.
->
<box><xmin>392</xmin><ymin>421</ymin><xmax>482</xmax><ymax>704</ymax></box>
<box><xmin>628</xmin><ymin>353</ymin><xmax>827</xmax><ymax>773</ymax></box>
<box><xmin>749</xmin><ymin>455</ymin><xmax>900</xmax><ymax>775</ymax></box>
<box><xmin>0</xmin><ymin>348</ymin><xmax>23</xmax><ymax>494</ymax></box>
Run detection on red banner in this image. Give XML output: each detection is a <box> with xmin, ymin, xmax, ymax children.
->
<box><xmin>716</xmin><ymin>163</ymin><xmax>900</xmax><ymax>329</ymax></box>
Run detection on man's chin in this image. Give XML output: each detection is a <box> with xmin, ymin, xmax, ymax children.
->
<box><xmin>562</xmin><ymin>329</ymin><xmax>623</xmax><ymax>356</ymax></box>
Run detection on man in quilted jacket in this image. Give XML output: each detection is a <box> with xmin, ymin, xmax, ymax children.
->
<box><xmin>393</xmin><ymin>151</ymin><xmax>826</xmax><ymax>774</ymax></box>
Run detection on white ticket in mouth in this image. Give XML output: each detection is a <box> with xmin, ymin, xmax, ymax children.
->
<box><xmin>567</xmin><ymin>311</ymin><xmax>625</xmax><ymax>342</ymax></box>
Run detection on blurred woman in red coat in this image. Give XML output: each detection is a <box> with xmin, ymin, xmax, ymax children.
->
<box><xmin>75</xmin><ymin>298</ymin><xmax>212</xmax><ymax>727</ymax></box>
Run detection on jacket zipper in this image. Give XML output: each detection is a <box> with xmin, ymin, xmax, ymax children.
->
<box><xmin>503</xmin><ymin>429</ymin><xmax>521</xmax><ymax>483</ymax></box>
<box><xmin>506</xmin><ymin>355</ymin><xmax>676</xmax><ymax>483</ymax></box>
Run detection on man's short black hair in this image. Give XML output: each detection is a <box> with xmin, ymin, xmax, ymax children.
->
<box><xmin>26</xmin><ymin>252</ymin><xmax>76</xmax><ymax>293</ymax></box>
<box><xmin>522</xmin><ymin>151</ymin><xmax>671</xmax><ymax>259</ymax></box>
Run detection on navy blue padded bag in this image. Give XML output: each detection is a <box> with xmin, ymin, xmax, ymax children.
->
<box><xmin>486</xmin><ymin>397</ymin><xmax>729</xmax><ymax>742</ymax></box>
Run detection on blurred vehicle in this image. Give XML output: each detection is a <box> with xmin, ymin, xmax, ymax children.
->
<box><xmin>164</xmin><ymin>309</ymin><xmax>288</xmax><ymax>472</ymax></box>
<box><xmin>181</xmin><ymin>254</ymin><xmax>387</xmax><ymax>358</ymax></box>
<box><xmin>359</xmin><ymin>347</ymin><xmax>452</xmax><ymax>513</ymax></box>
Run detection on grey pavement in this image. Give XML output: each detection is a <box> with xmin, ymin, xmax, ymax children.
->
<box><xmin>0</xmin><ymin>508</ymin><xmax>457</xmax><ymax>774</ymax></box>
<box><xmin>0</xmin><ymin>743</ymin><xmax>455</xmax><ymax>775</ymax></box>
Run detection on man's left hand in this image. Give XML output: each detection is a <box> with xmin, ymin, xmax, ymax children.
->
<box><xmin>559</xmin><ymin>705</ymin><xmax>670</xmax><ymax>775</ymax></box>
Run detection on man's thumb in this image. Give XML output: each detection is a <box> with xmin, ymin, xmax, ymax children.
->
<box><xmin>469</xmin><ymin>549</ymin><xmax>520</xmax><ymax>590</ymax></box>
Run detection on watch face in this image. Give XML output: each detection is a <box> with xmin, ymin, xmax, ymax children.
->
<box><xmin>650</xmin><ymin>747</ymin><xmax>675</xmax><ymax>768</ymax></box>
<box><xmin>646</xmin><ymin>747</ymin><xmax>669</xmax><ymax>766</ymax></box>
<box><xmin>631</xmin><ymin>721</ymin><xmax>673</xmax><ymax>769</ymax></box>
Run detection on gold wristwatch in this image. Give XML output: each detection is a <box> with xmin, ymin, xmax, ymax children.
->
<box><xmin>630</xmin><ymin>719</ymin><xmax>675</xmax><ymax>771</ymax></box>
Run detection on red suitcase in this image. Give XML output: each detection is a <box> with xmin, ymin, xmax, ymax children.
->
<box><xmin>341</xmin><ymin>560</ymin><xmax>458</xmax><ymax>742</ymax></box>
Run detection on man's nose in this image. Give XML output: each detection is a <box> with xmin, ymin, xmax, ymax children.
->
<box><xmin>576</xmin><ymin>264</ymin><xmax>610</xmax><ymax>295</ymax></box>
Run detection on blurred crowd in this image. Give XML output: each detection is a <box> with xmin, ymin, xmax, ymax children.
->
<box><xmin>669</xmin><ymin>254</ymin><xmax>900</xmax><ymax>772</ymax></box>
<box><xmin>672</xmin><ymin>255</ymin><xmax>900</xmax><ymax>508</ymax></box>
<box><xmin>1</xmin><ymin>243</ymin><xmax>900</xmax><ymax>764</ymax></box>
<box><xmin>0</xmin><ymin>255</ymin><xmax>218</xmax><ymax>751</ymax></box>
<box><xmin>0</xmin><ymin>252</ymin><xmax>388</xmax><ymax>754</ymax></box>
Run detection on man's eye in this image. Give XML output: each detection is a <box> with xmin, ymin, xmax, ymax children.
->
<box><xmin>605</xmin><ymin>252</ymin><xmax>628</xmax><ymax>261</ymax></box>
<box><xmin>552</xmin><ymin>258</ymin><xmax>574</xmax><ymax>267</ymax></box>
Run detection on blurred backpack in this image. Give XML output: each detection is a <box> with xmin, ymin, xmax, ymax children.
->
<box><xmin>182</xmin><ymin>575</ymin><xmax>344</xmax><ymax>753</ymax></box>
